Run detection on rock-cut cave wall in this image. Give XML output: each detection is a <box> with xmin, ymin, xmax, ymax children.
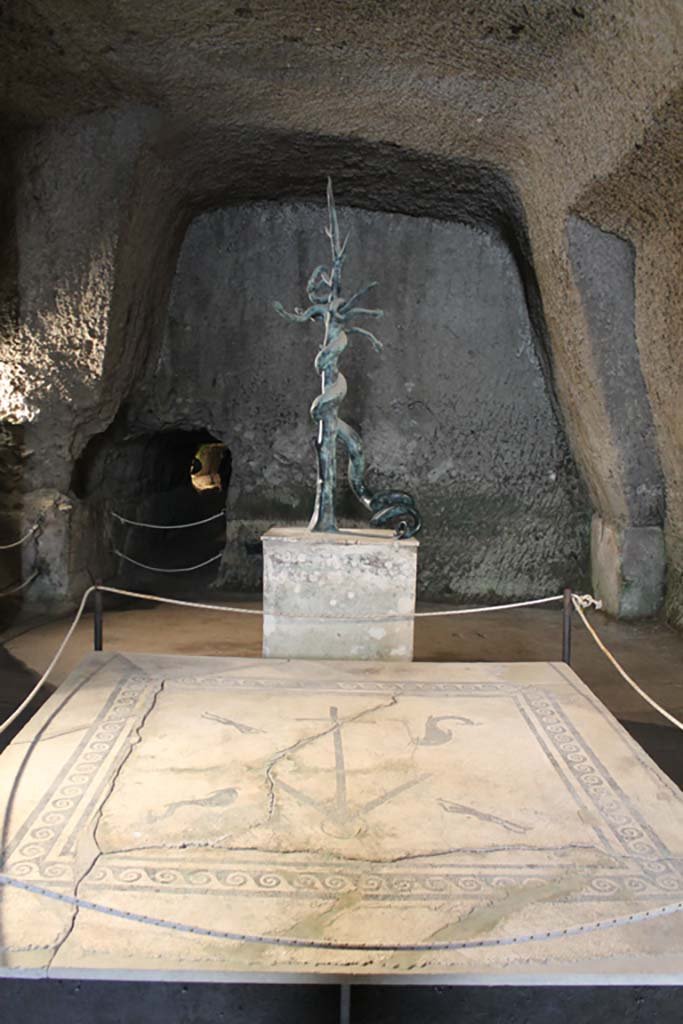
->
<box><xmin>121</xmin><ymin>201</ymin><xmax>590</xmax><ymax>600</ymax></box>
<box><xmin>0</xmin><ymin>1</ymin><xmax>680</xmax><ymax>619</ymax></box>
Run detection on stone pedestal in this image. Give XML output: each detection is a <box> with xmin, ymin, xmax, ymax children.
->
<box><xmin>262</xmin><ymin>527</ymin><xmax>418</xmax><ymax>660</ymax></box>
<box><xmin>591</xmin><ymin>514</ymin><xmax>666</xmax><ymax>619</ymax></box>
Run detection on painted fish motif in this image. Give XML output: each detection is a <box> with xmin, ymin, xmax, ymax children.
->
<box><xmin>417</xmin><ymin>715</ymin><xmax>476</xmax><ymax>746</ymax></box>
<box><xmin>437</xmin><ymin>798</ymin><xmax>530</xmax><ymax>834</ymax></box>
<box><xmin>202</xmin><ymin>712</ymin><xmax>263</xmax><ymax>734</ymax></box>
<box><xmin>151</xmin><ymin>787</ymin><xmax>239</xmax><ymax>823</ymax></box>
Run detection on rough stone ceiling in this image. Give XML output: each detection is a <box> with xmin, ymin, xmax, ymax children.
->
<box><xmin>1</xmin><ymin>1</ymin><xmax>682</xmax><ymax>623</ymax></box>
<box><xmin>0</xmin><ymin>1</ymin><xmax>599</xmax><ymax>119</ymax></box>
<box><xmin>2</xmin><ymin>3</ymin><xmax>680</xmax><ymax>179</ymax></box>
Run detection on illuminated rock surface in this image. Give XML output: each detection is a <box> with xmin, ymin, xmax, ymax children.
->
<box><xmin>1</xmin><ymin>3</ymin><xmax>681</xmax><ymax>621</ymax></box>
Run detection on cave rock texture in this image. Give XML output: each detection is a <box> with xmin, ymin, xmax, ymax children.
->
<box><xmin>0</xmin><ymin>1</ymin><xmax>681</xmax><ymax>621</ymax></box>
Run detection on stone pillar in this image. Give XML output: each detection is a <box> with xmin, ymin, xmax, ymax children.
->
<box><xmin>262</xmin><ymin>527</ymin><xmax>418</xmax><ymax>660</ymax></box>
<box><xmin>591</xmin><ymin>515</ymin><xmax>665</xmax><ymax>619</ymax></box>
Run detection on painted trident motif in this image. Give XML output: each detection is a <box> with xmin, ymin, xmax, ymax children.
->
<box><xmin>274</xmin><ymin>179</ymin><xmax>421</xmax><ymax>538</ymax></box>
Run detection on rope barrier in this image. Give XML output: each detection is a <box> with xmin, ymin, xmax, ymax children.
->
<box><xmin>100</xmin><ymin>584</ymin><xmax>264</xmax><ymax>615</ymax></box>
<box><xmin>572</xmin><ymin>594</ymin><xmax>683</xmax><ymax>732</ymax></box>
<box><xmin>0</xmin><ymin>585</ymin><xmax>96</xmax><ymax>737</ymax></box>
<box><xmin>0</xmin><ymin>584</ymin><xmax>259</xmax><ymax>738</ymax></box>
<box><xmin>0</xmin><ymin>571</ymin><xmax>39</xmax><ymax>598</ymax></box>
<box><xmin>0</xmin><ymin>524</ymin><xmax>38</xmax><ymax>550</ymax></box>
<box><xmin>1</xmin><ymin>583</ymin><xmax>679</xmax><ymax>739</ymax></box>
<box><xmin>414</xmin><ymin>594</ymin><xmax>563</xmax><ymax>617</ymax></box>
<box><xmin>572</xmin><ymin>594</ymin><xmax>603</xmax><ymax>611</ymax></box>
<box><xmin>102</xmin><ymin>583</ymin><xmax>564</xmax><ymax>620</ymax></box>
<box><xmin>112</xmin><ymin>510</ymin><xmax>226</xmax><ymax>530</ymax></box>
<box><xmin>113</xmin><ymin>550</ymin><xmax>223</xmax><ymax>573</ymax></box>
<box><xmin>0</xmin><ymin>872</ymin><xmax>680</xmax><ymax>952</ymax></box>
<box><xmin>0</xmin><ymin>583</ymin><xmax>680</xmax><ymax>954</ymax></box>
<box><xmin>0</xmin><ymin>521</ymin><xmax>40</xmax><ymax>598</ymax></box>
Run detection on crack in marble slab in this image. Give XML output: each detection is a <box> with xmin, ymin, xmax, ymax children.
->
<box><xmin>46</xmin><ymin>677</ymin><xmax>167</xmax><ymax>971</ymax></box>
<box><xmin>97</xmin><ymin>840</ymin><xmax>619</xmax><ymax>867</ymax></box>
<box><xmin>263</xmin><ymin>694</ymin><xmax>399</xmax><ymax>821</ymax></box>
<box><xmin>68</xmin><ymin>693</ymin><xmax>410</xmax><ymax>865</ymax></box>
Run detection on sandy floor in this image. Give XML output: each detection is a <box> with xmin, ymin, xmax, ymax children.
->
<box><xmin>1</xmin><ymin>591</ymin><xmax>681</xmax><ymax>784</ymax></box>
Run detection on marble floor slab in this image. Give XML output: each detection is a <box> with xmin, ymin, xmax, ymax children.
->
<box><xmin>0</xmin><ymin>652</ymin><xmax>681</xmax><ymax>984</ymax></box>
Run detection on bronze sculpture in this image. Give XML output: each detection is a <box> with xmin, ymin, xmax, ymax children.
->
<box><xmin>275</xmin><ymin>180</ymin><xmax>420</xmax><ymax>539</ymax></box>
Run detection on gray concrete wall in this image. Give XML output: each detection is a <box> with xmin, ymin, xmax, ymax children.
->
<box><xmin>0</xmin><ymin>980</ymin><xmax>681</xmax><ymax>1024</ymax></box>
<box><xmin>131</xmin><ymin>201</ymin><xmax>590</xmax><ymax>600</ymax></box>
<box><xmin>567</xmin><ymin>216</ymin><xmax>664</xmax><ymax>526</ymax></box>
<box><xmin>567</xmin><ymin>216</ymin><xmax>666</xmax><ymax>617</ymax></box>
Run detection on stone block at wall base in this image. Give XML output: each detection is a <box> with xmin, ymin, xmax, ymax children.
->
<box><xmin>591</xmin><ymin>515</ymin><xmax>665</xmax><ymax>619</ymax></box>
<box><xmin>16</xmin><ymin>491</ymin><xmax>94</xmax><ymax>612</ymax></box>
<box><xmin>262</xmin><ymin>526</ymin><xmax>418</xmax><ymax>660</ymax></box>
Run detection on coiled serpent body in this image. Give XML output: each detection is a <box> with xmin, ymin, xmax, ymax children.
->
<box><xmin>275</xmin><ymin>182</ymin><xmax>421</xmax><ymax>540</ymax></box>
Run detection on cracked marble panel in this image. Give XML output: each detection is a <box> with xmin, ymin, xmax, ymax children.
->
<box><xmin>0</xmin><ymin>652</ymin><xmax>682</xmax><ymax>983</ymax></box>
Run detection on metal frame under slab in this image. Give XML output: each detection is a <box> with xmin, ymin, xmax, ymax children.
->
<box><xmin>0</xmin><ymin>651</ymin><xmax>682</xmax><ymax>988</ymax></box>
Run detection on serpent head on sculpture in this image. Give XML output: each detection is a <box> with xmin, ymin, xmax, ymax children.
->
<box><xmin>274</xmin><ymin>178</ymin><xmax>421</xmax><ymax>539</ymax></box>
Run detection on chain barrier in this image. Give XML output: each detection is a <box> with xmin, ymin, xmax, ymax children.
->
<box><xmin>0</xmin><ymin>523</ymin><xmax>39</xmax><ymax>550</ymax></box>
<box><xmin>113</xmin><ymin>550</ymin><xmax>223</xmax><ymax>573</ymax></box>
<box><xmin>111</xmin><ymin>510</ymin><xmax>226</xmax><ymax>530</ymax></box>
<box><xmin>0</xmin><ymin>571</ymin><xmax>39</xmax><ymax>598</ymax></box>
<box><xmin>0</xmin><ymin>520</ymin><xmax>40</xmax><ymax>597</ymax></box>
<box><xmin>112</xmin><ymin>509</ymin><xmax>225</xmax><ymax>573</ymax></box>
<box><xmin>0</xmin><ymin>872</ymin><xmax>680</xmax><ymax>952</ymax></box>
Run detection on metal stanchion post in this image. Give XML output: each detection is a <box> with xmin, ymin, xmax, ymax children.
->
<box><xmin>562</xmin><ymin>587</ymin><xmax>572</xmax><ymax>665</ymax></box>
<box><xmin>339</xmin><ymin>984</ymin><xmax>351</xmax><ymax>1024</ymax></box>
<box><xmin>94</xmin><ymin>582</ymin><xmax>103</xmax><ymax>652</ymax></box>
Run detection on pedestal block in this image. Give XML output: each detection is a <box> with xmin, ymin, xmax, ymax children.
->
<box><xmin>591</xmin><ymin>514</ymin><xmax>665</xmax><ymax>619</ymax></box>
<box><xmin>262</xmin><ymin>527</ymin><xmax>418</xmax><ymax>660</ymax></box>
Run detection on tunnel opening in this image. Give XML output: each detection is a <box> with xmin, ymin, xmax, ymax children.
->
<box><xmin>113</xmin><ymin>429</ymin><xmax>229</xmax><ymax>586</ymax></box>
<box><xmin>71</xmin><ymin>418</ymin><xmax>230</xmax><ymax>588</ymax></box>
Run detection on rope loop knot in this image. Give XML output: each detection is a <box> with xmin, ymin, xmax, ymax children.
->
<box><xmin>572</xmin><ymin>593</ymin><xmax>603</xmax><ymax>611</ymax></box>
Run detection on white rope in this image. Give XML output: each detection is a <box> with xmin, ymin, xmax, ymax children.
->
<box><xmin>572</xmin><ymin>593</ymin><xmax>603</xmax><ymax>611</ymax></box>
<box><xmin>414</xmin><ymin>594</ymin><xmax>563</xmax><ymax>617</ymax></box>
<box><xmin>99</xmin><ymin>585</ymin><xmax>263</xmax><ymax>615</ymax></box>
<box><xmin>571</xmin><ymin>595</ymin><xmax>683</xmax><ymax>732</ymax></box>
<box><xmin>0</xmin><ymin>873</ymin><xmax>680</xmax><ymax>952</ymax></box>
<box><xmin>0</xmin><ymin>585</ymin><xmax>568</xmax><ymax>738</ymax></box>
<box><xmin>0</xmin><ymin>571</ymin><xmax>39</xmax><ymax>598</ymax></box>
<box><xmin>0</xmin><ymin>586</ymin><xmax>96</xmax><ymax>737</ymax></box>
<box><xmin>6</xmin><ymin>582</ymin><xmax>677</xmax><ymax>744</ymax></box>
<box><xmin>112</xmin><ymin>510</ymin><xmax>225</xmax><ymax>530</ymax></box>
<box><xmin>113</xmin><ymin>550</ymin><xmax>223</xmax><ymax>573</ymax></box>
<box><xmin>0</xmin><ymin>524</ymin><xmax>38</xmax><ymax>550</ymax></box>
<box><xmin>0</xmin><ymin>583</ymin><xmax>679</xmax><ymax>951</ymax></box>
<box><xmin>101</xmin><ymin>585</ymin><xmax>563</xmax><ymax>621</ymax></box>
